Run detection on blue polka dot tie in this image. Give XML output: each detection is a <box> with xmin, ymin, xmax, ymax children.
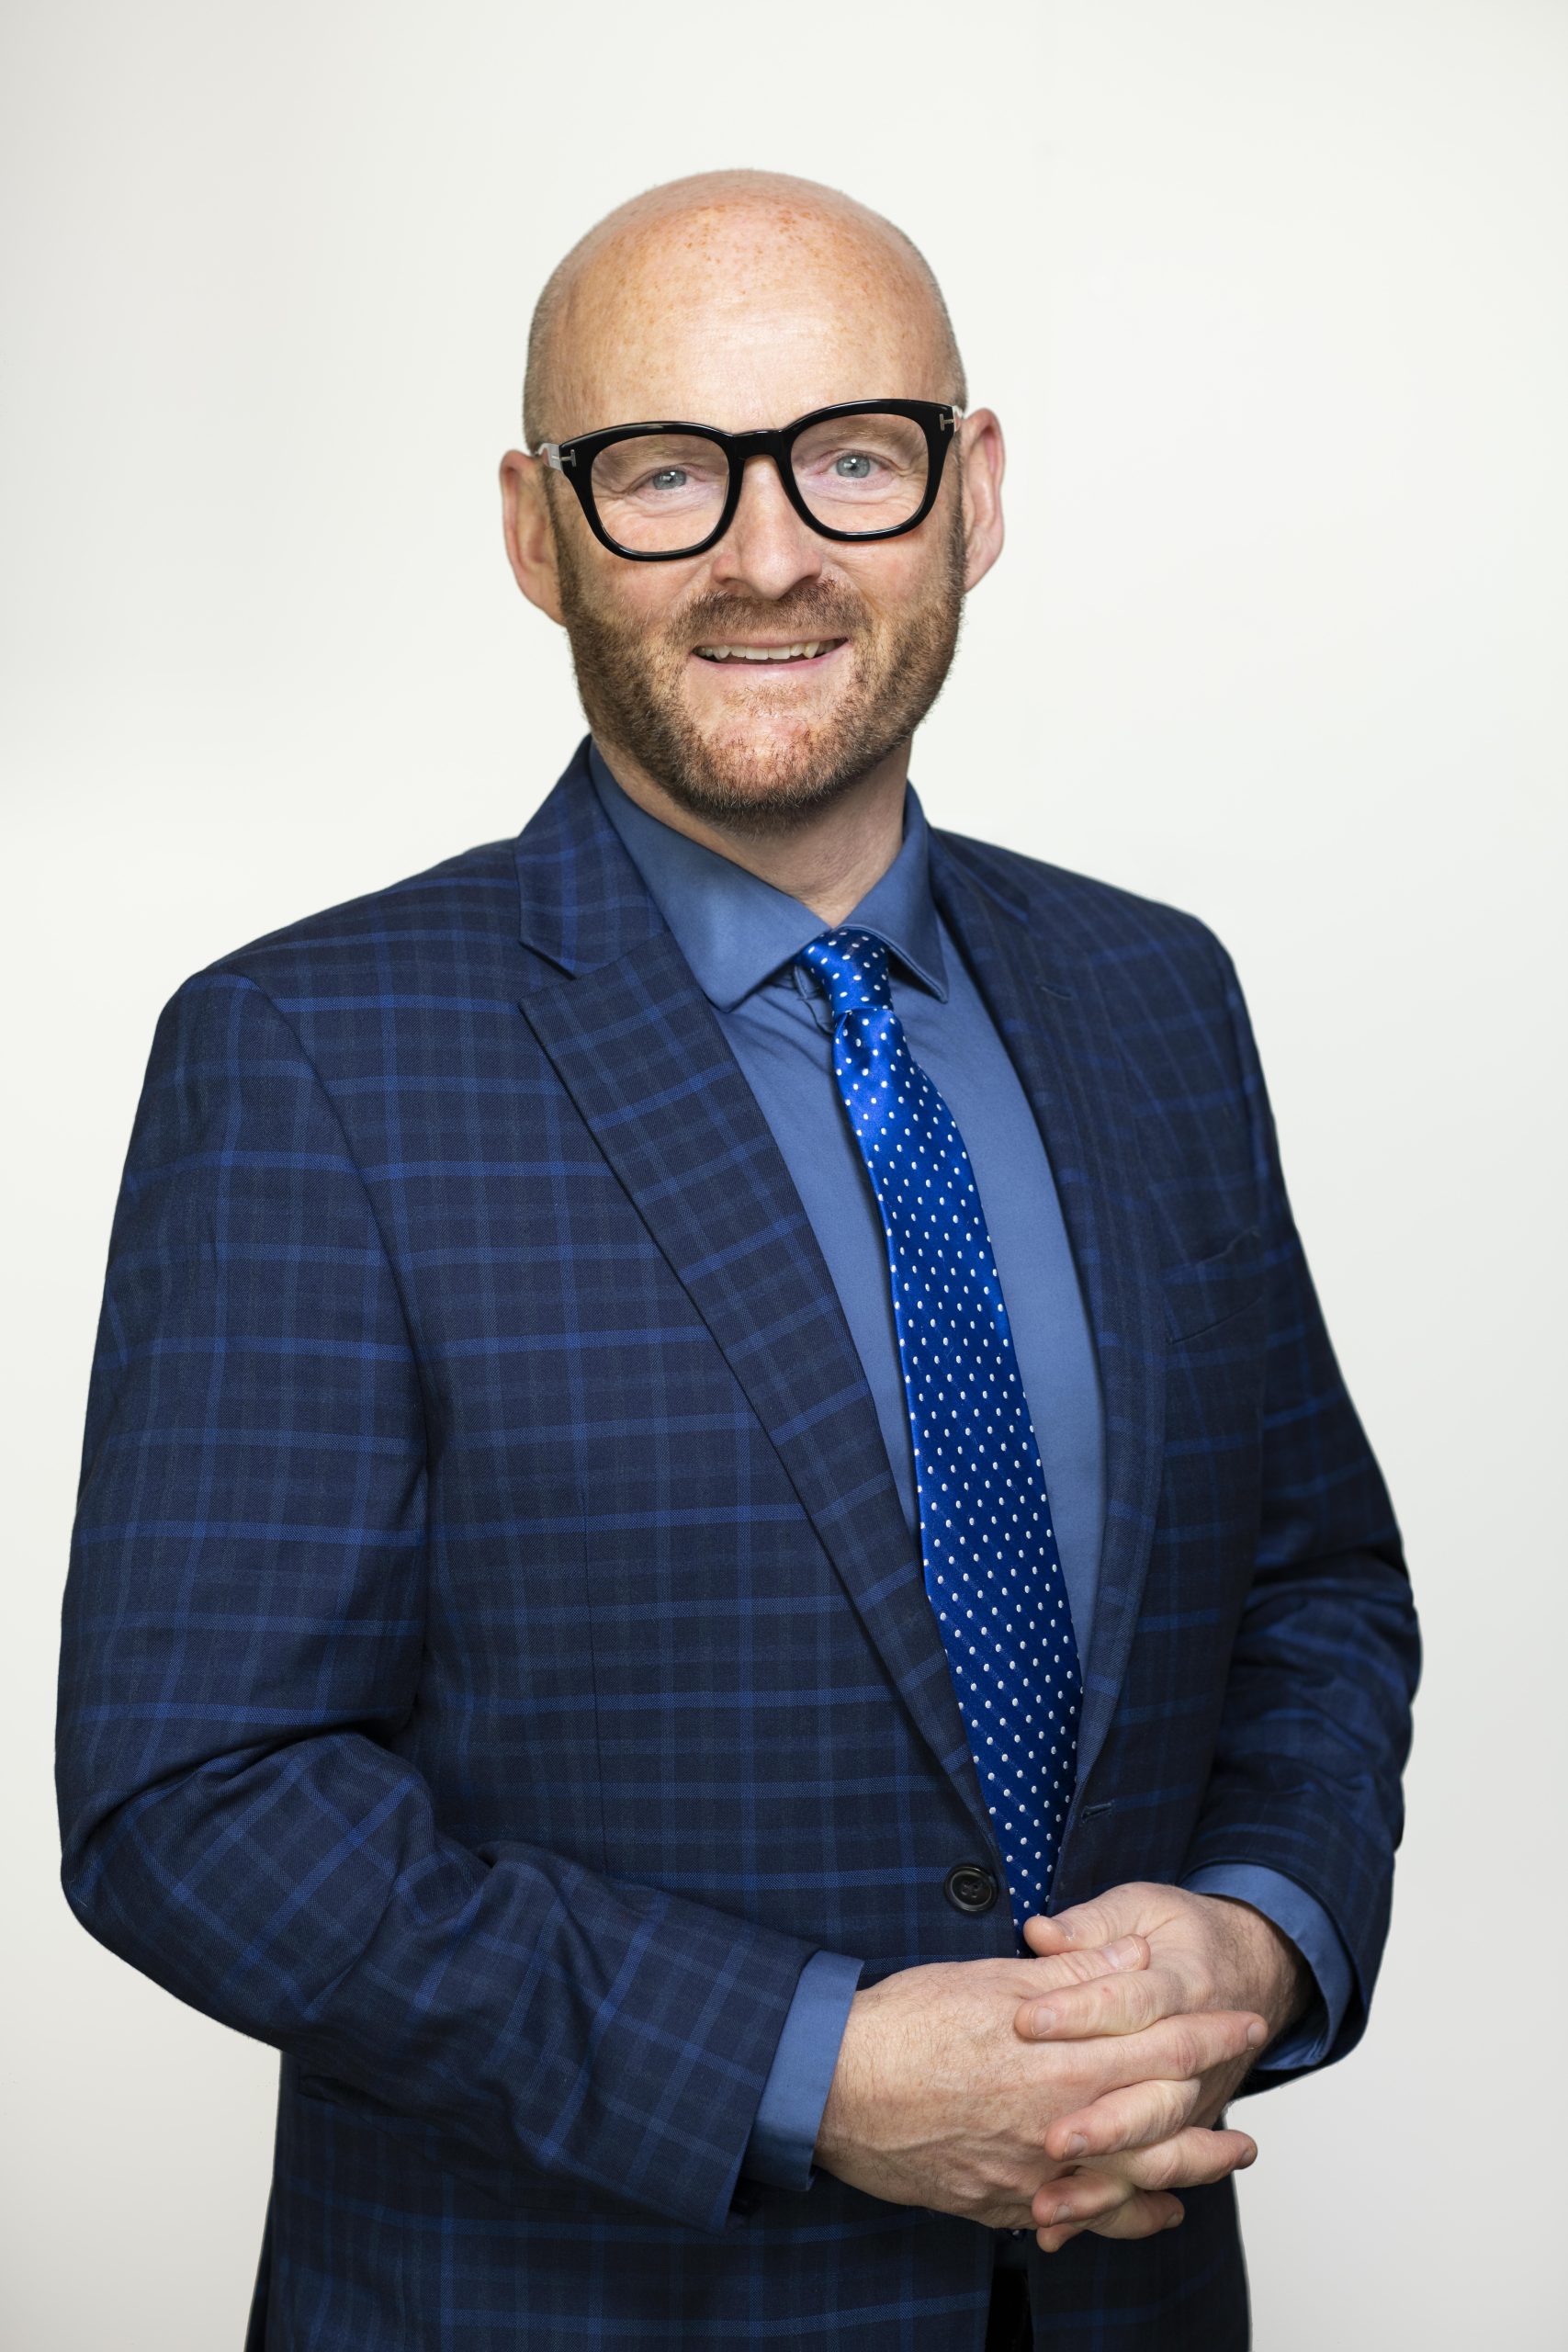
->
<box><xmin>796</xmin><ymin>925</ymin><xmax>1082</xmax><ymax>1939</ymax></box>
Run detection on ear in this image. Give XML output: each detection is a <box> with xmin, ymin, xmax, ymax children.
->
<box><xmin>956</xmin><ymin>406</ymin><xmax>1005</xmax><ymax>593</ymax></box>
<box><xmin>499</xmin><ymin>448</ymin><xmax>565</xmax><ymax>626</ymax></box>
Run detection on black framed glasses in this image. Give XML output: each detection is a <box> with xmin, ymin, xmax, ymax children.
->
<box><xmin>538</xmin><ymin>398</ymin><xmax>963</xmax><ymax>562</ymax></box>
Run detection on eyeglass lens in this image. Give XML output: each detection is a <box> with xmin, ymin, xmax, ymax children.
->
<box><xmin>588</xmin><ymin>413</ymin><xmax>933</xmax><ymax>554</ymax></box>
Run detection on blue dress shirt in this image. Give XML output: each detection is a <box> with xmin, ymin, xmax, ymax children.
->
<box><xmin>586</xmin><ymin>742</ymin><xmax>1352</xmax><ymax>2207</ymax></box>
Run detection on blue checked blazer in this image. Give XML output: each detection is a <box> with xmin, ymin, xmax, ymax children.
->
<box><xmin>57</xmin><ymin>737</ymin><xmax>1420</xmax><ymax>2350</ymax></box>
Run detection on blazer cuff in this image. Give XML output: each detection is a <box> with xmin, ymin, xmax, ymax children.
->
<box><xmin>740</xmin><ymin>1950</ymin><xmax>864</xmax><ymax>2191</ymax></box>
<box><xmin>1180</xmin><ymin>1863</ymin><xmax>1352</xmax><ymax>2069</ymax></box>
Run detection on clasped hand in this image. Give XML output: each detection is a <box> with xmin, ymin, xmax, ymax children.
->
<box><xmin>813</xmin><ymin>1881</ymin><xmax>1313</xmax><ymax>2255</ymax></box>
<box><xmin>1014</xmin><ymin>1882</ymin><xmax>1314</xmax><ymax>2253</ymax></box>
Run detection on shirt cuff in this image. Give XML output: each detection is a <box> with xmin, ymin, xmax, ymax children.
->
<box><xmin>1180</xmin><ymin>1863</ymin><xmax>1351</xmax><ymax>2070</ymax></box>
<box><xmin>740</xmin><ymin>1949</ymin><xmax>865</xmax><ymax>2191</ymax></box>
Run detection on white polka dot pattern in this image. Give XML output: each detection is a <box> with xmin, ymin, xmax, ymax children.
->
<box><xmin>796</xmin><ymin>925</ymin><xmax>1083</xmax><ymax>1940</ymax></box>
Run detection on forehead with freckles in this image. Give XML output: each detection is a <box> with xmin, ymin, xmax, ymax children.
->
<box><xmin>524</xmin><ymin>173</ymin><xmax>964</xmax><ymax>447</ymax></box>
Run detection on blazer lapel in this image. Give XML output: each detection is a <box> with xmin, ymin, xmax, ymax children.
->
<box><xmin>513</xmin><ymin>749</ymin><xmax>1000</xmax><ymax>1855</ymax></box>
<box><xmin>926</xmin><ymin>832</ymin><xmax>1168</xmax><ymax>1816</ymax></box>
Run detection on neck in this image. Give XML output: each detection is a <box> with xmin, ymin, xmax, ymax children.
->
<box><xmin>591</xmin><ymin>734</ymin><xmax>910</xmax><ymax>928</ymax></box>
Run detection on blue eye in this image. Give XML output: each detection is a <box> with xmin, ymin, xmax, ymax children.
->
<box><xmin>649</xmin><ymin>468</ymin><xmax>687</xmax><ymax>492</ymax></box>
<box><xmin>833</xmin><ymin>453</ymin><xmax>874</xmax><ymax>479</ymax></box>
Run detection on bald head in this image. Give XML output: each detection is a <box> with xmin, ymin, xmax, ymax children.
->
<box><xmin>522</xmin><ymin>169</ymin><xmax>965</xmax><ymax>450</ymax></box>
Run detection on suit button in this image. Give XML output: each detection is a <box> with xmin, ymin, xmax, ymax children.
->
<box><xmin>943</xmin><ymin>1862</ymin><xmax>999</xmax><ymax>1916</ymax></box>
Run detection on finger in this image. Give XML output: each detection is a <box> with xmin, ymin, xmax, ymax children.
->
<box><xmin>1082</xmin><ymin>2192</ymin><xmax>1186</xmax><ymax>2243</ymax></box>
<box><xmin>1022</xmin><ymin>1891</ymin><xmax>1140</xmax><ymax>1955</ymax></box>
<box><xmin>1034</xmin><ymin>2221</ymin><xmax>1086</xmax><ymax>2254</ymax></box>
<box><xmin>1093</xmin><ymin>2005</ymin><xmax>1269</xmax><ymax>2098</ymax></box>
<box><xmin>1034</xmin><ymin>2167</ymin><xmax>1156</xmax><ymax>2231</ymax></box>
<box><xmin>1046</xmin><ymin>2075</ymin><xmax>1203</xmax><ymax>2164</ymax></box>
<box><xmin>1035</xmin><ymin>2188</ymin><xmax>1181</xmax><ymax>2253</ymax></box>
<box><xmin>1089</xmin><ymin>2125</ymin><xmax>1258</xmax><ymax>2196</ymax></box>
<box><xmin>1045</xmin><ymin>2056</ymin><xmax>1261</xmax><ymax>2167</ymax></box>
<box><xmin>1031</xmin><ymin>2127</ymin><xmax>1255</xmax><ymax>2239</ymax></box>
<box><xmin>1017</xmin><ymin>1961</ymin><xmax>1187</xmax><ymax>2043</ymax></box>
<box><xmin>1016</xmin><ymin>1935</ymin><xmax>1150</xmax><ymax>1997</ymax></box>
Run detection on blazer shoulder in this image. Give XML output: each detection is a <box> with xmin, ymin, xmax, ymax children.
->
<box><xmin>933</xmin><ymin>823</ymin><xmax>1235</xmax><ymax>985</ymax></box>
<box><xmin>177</xmin><ymin>832</ymin><xmax>524</xmax><ymax>1004</ymax></box>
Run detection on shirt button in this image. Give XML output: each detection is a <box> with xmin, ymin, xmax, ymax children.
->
<box><xmin>943</xmin><ymin>1862</ymin><xmax>999</xmax><ymax>1916</ymax></box>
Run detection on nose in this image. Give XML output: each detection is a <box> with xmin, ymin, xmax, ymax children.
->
<box><xmin>707</xmin><ymin>451</ymin><xmax>827</xmax><ymax>600</ymax></box>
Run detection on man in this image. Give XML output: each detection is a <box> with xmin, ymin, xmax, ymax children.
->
<box><xmin>56</xmin><ymin>170</ymin><xmax>1419</xmax><ymax>2350</ymax></box>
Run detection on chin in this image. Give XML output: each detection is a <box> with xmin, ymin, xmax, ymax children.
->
<box><xmin>694</xmin><ymin>718</ymin><xmax>827</xmax><ymax>784</ymax></box>
<box><xmin>679</xmin><ymin>722</ymin><xmax>869</xmax><ymax>818</ymax></box>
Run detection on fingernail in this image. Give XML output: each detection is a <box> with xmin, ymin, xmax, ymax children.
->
<box><xmin>1031</xmin><ymin>2006</ymin><xmax>1057</xmax><ymax>2035</ymax></box>
<box><xmin>1053</xmin><ymin>2203</ymin><xmax>1075</xmax><ymax>2227</ymax></box>
<box><xmin>1239</xmin><ymin>2146</ymin><xmax>1258</xmax><ymax>2167</ymax></box>
<box><xmin>1062</xmin><ymin>2132</ymin><xmax>1087</xmax><ymax>2157</ymax></box>
<box><xmin>1109</xmin><ymin>1936</ymin><xmax>1142</xmax><ymax>1967</ymax></box>
<box><xmin>1163</xmin><ymin>2210</ymin><xmax>1183</xmax><ymax>2230</ymax></box>
<box><xmin>1246</xmin><ymin>2020</ymin><xmax>1268</xmax><ymax>2046</ymax></box>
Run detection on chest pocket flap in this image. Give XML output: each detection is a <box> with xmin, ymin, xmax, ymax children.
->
<box><xmin>1161</xmin><ymin>1226</ymin><xmax>1265</xmax><ymax>1343</ymax></box>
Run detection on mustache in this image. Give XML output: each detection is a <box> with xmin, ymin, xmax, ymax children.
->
<box><xmin>673</xmin><ymin>586</ymin><xmax>868</xmax><ymax>649</ymax></box>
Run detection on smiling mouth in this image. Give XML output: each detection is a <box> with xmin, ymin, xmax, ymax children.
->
<box><xmin>692</xmin><ymin>638</ymin><xmax>846</xmax><ymax>664</ymax></box>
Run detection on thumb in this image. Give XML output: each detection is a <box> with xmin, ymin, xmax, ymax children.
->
<box><xmin>1022</xmin><ymin>1934</ymin><xmax>1150</xmax><ymax>1989</ymax></box>
<box><xmin>1022</xmin><ymin>1892</ymin><xmax>1134</xmax><ymax>1954</ymax></box>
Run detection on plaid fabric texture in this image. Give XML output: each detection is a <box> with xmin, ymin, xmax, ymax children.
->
<box><xmin>57</xmin><ymin>738</ymin><xmax>1419</xmax><ymax>2349</ymax></box>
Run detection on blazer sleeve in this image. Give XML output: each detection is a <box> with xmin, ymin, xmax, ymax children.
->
<box><xmin>1178</xmin><ymin>933</ymin><xmax>1423</xmax><ymax>2086</ymax></box>
<box><xmin>55</xmin><ymin>968</ymin><xmax>819</xmax><ymax>2236</ymax></box>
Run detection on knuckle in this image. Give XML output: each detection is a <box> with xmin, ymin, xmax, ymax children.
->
<box><xmin>1093</xmin><ymin>2195</ymin><xmax>1151</xmax><ymax>2241</ymax></box>
<box><xmin>1163</xmin><ymin>2020</ymin><xmax>1200</xmax><ymax>2076</ymax></box>
<box><xmin>1035</xmin><ymin>1951</ymin><xmax>1089</xmax><ymax>1991</ymax></box>
<box><xmin>1133</xmin><ymin>1973</ymin><xmax>1166</xmax><ymax>2028</ymax></box>
<box><xmin>1111</xmin><ymin>2086</ymin><xmax>1161</xmax><ymax>2154</ymax></box>
<box><xmin>1168</xmin><ymin>2128</ymin><xmax>1224</xmax><ymax>2186</ymax></box>
<box><xmin>1168</xmin><ymin>2132</ymin><xmax>1217</xmax><ymax>2184</ymax></box>
<box><xmin>1198</xmin><ymin>2014</ymin><xmax>1235</xmax><ymax>2068</ymax></box>
<box><xmin>1055</xmin><ymin>2048</ymin><xmax>1099</xmax><ymax>2097</ymax></box>
<box><xmin>1159</xmin><ymin>2080</ymin><xmax>1197</xmax><ymax>2138</ymax></box>
<box><xmin>1109</xmin><ymin>2098</ymin><xmax>1146</xmax><ymax>2154</ymax></box>
<box><xmin>1153</xmin><ymin>2080</ymin><xmax>1180</xmax><ymax>2136</ymax></box>
<box><xmin>1043</xmin><ymin>1952</ymin><xmax>1081</xmax><ymax>1987</ymax></box>
<box><xmin>1117</xmin><ymin>2194</ymin><xmax>1162</xmax><ymax>2239</ymax></box>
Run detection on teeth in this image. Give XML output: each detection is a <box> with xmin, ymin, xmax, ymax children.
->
<box><xmin>696</xmin><ymin>640</ymin><xmax>828</xmax><ymax>662</ymax></box>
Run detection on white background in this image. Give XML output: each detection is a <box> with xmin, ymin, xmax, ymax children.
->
<box><xmin>4</xmin><ymin>2</ymin><xmax>1564</xmax><ymax>2343</ymax></box>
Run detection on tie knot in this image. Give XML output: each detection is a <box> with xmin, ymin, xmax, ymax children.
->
<box><xmin>795</xmin><ymin>927</ymin><xmax>894</xmax><ymax>1023</ymax></box>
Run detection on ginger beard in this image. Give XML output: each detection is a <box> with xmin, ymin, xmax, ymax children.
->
<box><xmin>548</xmin><ymin>490</ymin><xmax>967</xmax><ymax>835</ymax></box>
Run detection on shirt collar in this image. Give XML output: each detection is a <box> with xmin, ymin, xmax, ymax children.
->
<box><xmin>587</xmin><ymin>739</ymin><xmax>949</xmax><ymax>1013</ymax></box>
